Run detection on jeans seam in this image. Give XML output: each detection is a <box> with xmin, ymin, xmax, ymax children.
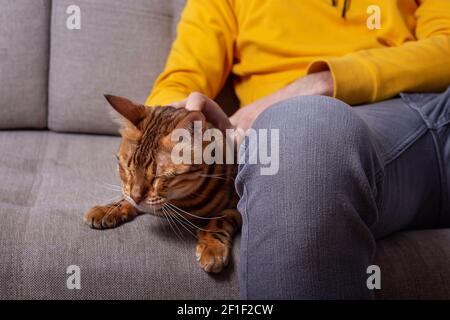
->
<box><xmin>435</xmin><ymin>117</ymin><xmax>450</xmax><ymax>129</ymax></box>
<box><xmin>402</xmin><ymin>96</ymin><xmax>449</xmax><ymax>226</ymax></box>
<box><xmin>382</xmin><ymin>125</ymin><xmax>428</xmax><ymax>166</ymax></box>
<box><xmin>374</xmin><ymin>169</ymin><xmax>385</xmax><ymax>208</ymax></box>
<box><xmin>242</xmin><ymin>184</ymin><xmax>249</xmax><ymax>299</ymax></box>
<box><xmin>429</xmin><ymin>128</ymin><xmax>449</xmax><ymax>226</ymax></box>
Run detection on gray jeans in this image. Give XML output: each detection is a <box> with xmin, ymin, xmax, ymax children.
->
<box><xmin>235</xmin><ymin>87</ymin><xmax>450</xmax><ymax>299</ymax></box>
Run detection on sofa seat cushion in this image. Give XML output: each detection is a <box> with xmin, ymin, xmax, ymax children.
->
<box><xmin>375</xmin><ymin>229</ymin><xmax>450</xmax><ymax>299</ymax></box>
<box><xmin>0</xmin><ymin>131</ymin><xmax>239</xmax><ymax>299</ymax></box>
<box><xmin>1</xmin><ymin>130</ymin><xmax>450</xmax><ymax>299</ymax></box>
<box><xmin>0</xmin><ymin>0</ymin><xmax>50</xmax><ymax>129</ymax></box>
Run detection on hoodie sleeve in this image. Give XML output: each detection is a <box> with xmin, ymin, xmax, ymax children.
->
<box><xmin>307</xmin><ymin>0</ymin><xmax>450</xmax><ymax>105</ymax></box>
<box><xmin>145</xmin><ymin>0</ymin><xmax>237</xmax><ymax>106</ymax></box>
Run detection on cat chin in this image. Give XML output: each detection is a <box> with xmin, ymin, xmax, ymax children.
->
<box><xmin>124</xmin><ymin>196</ymin><xmax>164</xmax><ymax>214</ymax></box>
<box><xmin>135</xmin><ymin>203</ymin><xmax>165</xmax><ymax>215</ymax></box>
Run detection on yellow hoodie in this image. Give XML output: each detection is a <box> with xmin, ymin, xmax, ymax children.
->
<box><xmin>146</xmin><ymin>0</ymin><xmax>450</xmax><ymax>107</ymax></box>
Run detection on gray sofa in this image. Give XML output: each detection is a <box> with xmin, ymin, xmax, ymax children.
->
<box><xmin>1</xmin><ymin>0</ymin><xmax>449</xmax><ymax>300</ymax></box>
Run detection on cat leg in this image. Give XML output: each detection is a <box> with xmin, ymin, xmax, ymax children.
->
<box><xmin>84</xmin><ymin>199</ymin><xmax>138</xmax><ymax>229</ymax></box>
<box><xmin>196</xmin><ymin>209</ymin><xmax>242</xmax><ymax>273</ymax></box>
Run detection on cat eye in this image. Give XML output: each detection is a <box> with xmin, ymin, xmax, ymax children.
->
<box><xmin>153</xmin><ymin>167</ymin><xmax>202</xmax><ymax>179</ymax></box>
<box><xmin>153</xmin><ymin>172</ymin><xmax>176</xmax><ymax>179</ymax></box>
<box><xmin>164</xmin><ymin>168</ymin><xmax>202</xmax><ymax>178</ymax></box>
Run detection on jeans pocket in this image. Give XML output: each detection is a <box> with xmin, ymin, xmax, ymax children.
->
<box><xmin>400</xmin><ymin>86</ymin><xmax>450</xmax><ymax>130</ymax></box>
<box><xmin>401</xmin><ymin>86</ymin><xmax>450</xmax><ymax>225</ymax></box>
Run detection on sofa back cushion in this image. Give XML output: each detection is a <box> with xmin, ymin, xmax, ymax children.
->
<box><xmin>48</xmin><ymin>0</ymin><xmax>239</xmax><ymax>135</ymax></box>
<box><xmin>0</xmin><ymin>0</ymin><xmax>50</xmax><ymax>129</ymax></box>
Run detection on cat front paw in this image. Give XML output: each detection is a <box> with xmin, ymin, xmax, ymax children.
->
<box><xmin>196</xmin><ymin>239</ymin><xmax>230</xmax><ymax>273</ymax></box>
<box><xmin>84</xmin><ymin>201</ymin><xmax>136</xmax><ymax>229</ymax></box>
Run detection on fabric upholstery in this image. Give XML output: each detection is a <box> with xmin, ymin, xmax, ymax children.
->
<box><xmin>0</xmin><ymin>131</ymin><xmax>449</xmax><ymax>299</ymax></box>
<box><xmin>0</xmin><ymin>0</ymin><xmax>50</xmax><ymax>129</ymax></box>
<box><xmin>0</xmin><ymin>131</ymin><xmax>240</xmax><ymax>299</ymax></box>
<box><xmin>48</xmin><ymin>0</ymin><xmax>177</xmax><ymax>134</ymax></box>
<box><xmin>375</xmin><ymin>230</ymin><xmax>450</xmax><ymax>299</ymax></box>
<box><xmin>1</xmin><ymin>0</ymin><xmax>448</xmax><ymax>300</ymax></box>
<box><xmin>48</xmin><ymin>0</ymin><xmax>238</xmax><ymax>135</ymax></box>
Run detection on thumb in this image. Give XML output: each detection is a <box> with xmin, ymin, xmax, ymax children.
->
<box><xmin>168</xmin><ymin>99</ymin><xmax>187</xmax><ymax>108</ymax></box>
<box><xmin>186</xmin><ymin>93</ymin><xmax>234</xmax><ymax>132</ymax></box>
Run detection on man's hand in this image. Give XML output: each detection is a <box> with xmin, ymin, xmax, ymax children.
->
<box><xmin>230</xmin><ymin>71</ymin><xmax>333</xmax><ymax>131</ymax></box>
<box><xmin>171</xmin><ymin>71</ymin><xmax>333</xmax><ymax>136</ymax></box>
<box><xmin>171</xmin><ymin>92</ymin><xmax>233</xmax><ymax>133</ymax></box>
<box><xmin>282</xmin><ymin>70</ymin><xmax>334</xmax><ymax>98</ymax></box>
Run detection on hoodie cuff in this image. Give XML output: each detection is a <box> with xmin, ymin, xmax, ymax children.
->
<box><xmin>307</xmin><ymin>56</ymin><xmax>377</xmax><ymax>105</ymax></box>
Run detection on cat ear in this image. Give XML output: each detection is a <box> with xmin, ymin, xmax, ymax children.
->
<box><xmin>175</xmin><ymin>111</ymin><xmax>206</xmax><ymax>134</ymax></box>
<box><xmin>104</xmin><ymin>94</ymin><xmax>147</xmax><ymax>127</ymax></box>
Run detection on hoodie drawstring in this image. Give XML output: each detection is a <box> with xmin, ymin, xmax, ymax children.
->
<box><xmin>331</xmin><ymin>0</ymin><xmax>350</xmax><ymax>18</ymax></box>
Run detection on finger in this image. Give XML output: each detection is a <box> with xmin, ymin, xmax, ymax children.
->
<box><xmin>201</xmin><ymin>102</ymin><xmax>234</xmax><ymax>132</ymax></box>
<box><xmin>229</xmin><ymin>113</ymin><xmax>246</xmax><ymax>130</ymax></box>
<box><xmin>186</xmin><ymin>93</ymin><xmax>234</xmax><ymax>132</ymax></box>
<box><xmin>229</xmin><ymin>114</ymin><xmax>237</xmax><ymax>127</ymax></box>
<box><xmin>232</xmin><ymin>128</ymin><xmax>247</xmax><ymax>146</ymax></box>
<box><xmin>168</xmin><ymin>99</ymin><xmax>187</xmax><ymax>108</ymax></box>
<box><xmin>185</xmin><ymin>92</ymin><xmax>207</xmax><ymax>112</ymax></box>
<box><xmin>227</xmin><ymin>116</ymin><xmax>246</xmax><ymax>146</ymax></box>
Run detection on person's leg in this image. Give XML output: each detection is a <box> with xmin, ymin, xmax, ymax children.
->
<box><xmin>236</xmin><ymin>94</ymin><xmax>444</xmax><ymax>299</ymax></box>
<box><xmin>353</xmin><ymin>97</ymin><xmax>445</xmax><ymax>237</ymax></box>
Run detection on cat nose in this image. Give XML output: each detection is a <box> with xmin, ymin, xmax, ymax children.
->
<box><xmin>131</xmin><ymin>194</ymin><xmax>143</xmax><ymax>204</ymax></box>
<box><xmin>131</xmin><ymin>183</ymin><xmax>147</xmax><ymax>204</ymax></box>
<box><xmin>131</xmin><ymin>188</ymin><xmax>146</xmax><ymax>204</ymax></box>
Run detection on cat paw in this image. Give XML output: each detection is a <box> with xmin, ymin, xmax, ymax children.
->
<box><xmin>196</xmin><ymin>240</ymin><xmax>230</xmax><ymax>273</ymax></box>
<box><xmin>84</xmin><ymin>202</ymin><xmax>135</xmax><ymax>229</ymax></box>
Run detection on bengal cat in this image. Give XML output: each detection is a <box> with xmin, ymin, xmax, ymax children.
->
<box><xmin>84</xmin><ymin>95</ymin><xmax>241</xmax><ymax>273</ymax></box>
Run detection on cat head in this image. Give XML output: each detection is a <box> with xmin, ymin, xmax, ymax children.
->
<box><xmin>105</xmin><ymin>95</ymin><xmax>207</xmax><ymax>213</ymax></box>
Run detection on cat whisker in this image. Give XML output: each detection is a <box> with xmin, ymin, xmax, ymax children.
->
<box><xmin>167</xmin><ymin>203</ymin><xmax>225</xmax><ymax>220</ymax></box>
<box><xmin>165</xmin><ymin>204</ymin><xmax>219</xmax><ymax>233</ymax></box>
<box><xmin>165</xmin><ymin>215</ymin><xmax>198</xmax><ymax>239</ymax></box>
<box><xmin>161</xmin><ymin>207</ymin><xmax>184</xmax><ymax>241</ymax></box>
<box><xmin>160</xmin><ymin>207</ymin><xmax>178</xmax><ymax>238</ymax></box>
<box><xmin>98</xmin><ymin>187</ymin><xmax>122</xmax><ymax>192</ymax></box>
<box><xmin>93</xmin><ymin>182</ymin><xmax>123</xmax><ymax>192</ymax></box>
<box><xmin>197</xmin><ymin>173</ymin><xmax>235</xmax><ymax>181</ymax></box>
<box><xmin>101</xmin><ymin>181</ymin><xmax>122</xmax><ymax>188</ymax></box>
<box><xmin>164</xmin><ymin>206</ymin><xmax>194</xmax><ymax>241</ymax></box>
<box><xmin>160</xmin><ymin>211</ymin><xmax>173</xmax><ymax>235</ymax></box>
<box><xmin>83</xmin><ymin>192</ymin><xmax>122</xmax><ymax>204</ymax></box>
<box><xmin>164</xmin><ymin>207</ymin><xmax>198</xmax><ymax>240</ymax></box>
<box><xmin>197</xmin><ymin>174</ymin><xmax>227</xmax><ymax>181</ymax></box>
<box><xmin>101</xmin><ymin>195</ymin><xmax>124</xmax><ymax>204</ymax></box>
<box><xmin>103</xmin><ymin>201</ymin><xmax>122</xmax><ymax>219</ymax></box>
<box><xmin>163</xmin><ymin>206</ymin><xmax>184</xmax><ymax>240</ymax></box>
<box><xmin>91</xmin><ymin>179</ymin><xmax>123</xmax><ymax>189</ymax></box>
<box><xmin>154</xmin><ymin>207</ymin><xmax>169</xmax><ymax>233</ymax></box>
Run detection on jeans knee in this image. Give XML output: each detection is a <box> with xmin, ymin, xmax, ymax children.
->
<box><xmin>236</xmin><ymin>95</ymin><xmax>382</xmax><ymax>218</ymax></box>
<box><xmin>251</xmin><ymin>95</ymin><xmax>376</xmax><ymax>167</ymax></box>
<box><xmin>253</xmin><ymin>95</ymin><xmax>349</xmax><ymax>128</ymax></box>
<box><xmin>236</xmin><ymin>95</ymin><xmax>381</xmax><ymax>233</ymax></box>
